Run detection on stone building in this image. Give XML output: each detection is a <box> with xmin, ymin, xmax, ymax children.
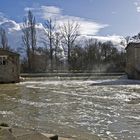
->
<box><xmin>126</xmin><ymin>42</ymin><xmax>140</xmax><ymax>79</ymax></box>
<box><xmin>0</xmin><ymin>49</ymin><xmax>20</xmax><ymax>83</ymax></box>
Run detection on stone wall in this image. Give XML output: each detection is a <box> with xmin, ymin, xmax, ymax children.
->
<box><xmin>0</xmin><ymin>53</ymin><xmax>20</xmax><ymax>83</ymax></box>
<box><xmin>126</xmin><ymin>43</ymin><xmax>140</xmax><ymax>79</ymax></box>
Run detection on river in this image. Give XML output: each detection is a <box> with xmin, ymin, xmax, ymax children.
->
<box><xmin>0</xmin><ymin>75</ymin><xmax>140</xmax><ymax>140</ymax></box>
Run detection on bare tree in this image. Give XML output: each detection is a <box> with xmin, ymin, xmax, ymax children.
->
<box><xmin>44</xmin><ymin>18</ymin><xmax>56</xmax><ymax>72</ymax></box>
<box><xmin>22</xmin><ymin>21</ymin><xmax>31</xmax><ymax>71</ymax></box>
<box><xmin>22</xmin><ymin>10</ymin><xmax>37</xmax><ymax>72</ymax></box>
<box><xmin>60</xmin><ymin>20</ymin><xmax>80</xmax><ymax>70</ymax></box>
<box><xmin>53</xmin><ymin>32</ymin><xmax>63</xmax><ymax>70</ymax></box>
<box><xmin>0</xmin><ymin>27</ymin><xmax>9</xmax><ymax>50</ymax></box>
<box><xmin>28</xmin><ymin>10</ymin><xmax>36</xmax><ymax>55</ymax></box>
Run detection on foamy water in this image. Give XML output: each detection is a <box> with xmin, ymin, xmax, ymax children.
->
<box><xmin>0</xmin><ymin>77</ymin><xmax>140</xmax><ymax>140</ymax></box>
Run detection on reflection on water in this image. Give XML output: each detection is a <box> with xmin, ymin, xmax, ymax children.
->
<box><xmin>0</xmin><ymin>76</ymin><xmax>140</xmax><ymax>140</ymax></box>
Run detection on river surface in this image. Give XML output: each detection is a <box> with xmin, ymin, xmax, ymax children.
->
<box><xmin>0</xmin><ymin>76</ymin><xmax>140</xmax><ymax>140</ymax></box>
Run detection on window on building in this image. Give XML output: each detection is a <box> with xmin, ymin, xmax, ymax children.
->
<box><xmin>0</xmin><ymin>56</ymin><xmax>8</xmax><ymax>65</ymax></box>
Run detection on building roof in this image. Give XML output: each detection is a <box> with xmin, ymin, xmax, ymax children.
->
<box><xmin>0</xmin><ymin>48</ymin><xmax>19</xmax><ymax>56</ymax></box>
<box><xmin>125</xmin><ymin>42</ymin><xmax>140</xmax><ymax>50</ymax></box>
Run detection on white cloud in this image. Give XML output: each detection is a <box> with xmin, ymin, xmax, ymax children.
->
<box><xmin>111</xmin><ymin>11</ymin><xmax>117</xmax><ymax>15</ymax></box>
<box><xmin>92</xmin><ymin>35</ymin><xmax>126</xmax><ymax>45</ymax></box>
<box><xmin>0</xmin><ymin>13</ymin><xmax>124</xmax><ymax>52</ymax></box>
<box><xmin>0</xmin><ymin>12</ymin><xmax>4</xmax><ymax>17</ymax></box>
<box><xmin>24</xmin><ymin>5</ymin><xmax>108</xmax><ymax>35</ymax></box>
<box><xmin>133</xmin><ymin>1</ymin><xmax>140</xmax><ymax>12</ymax></box>
<box><xmin>24</xmin><ymin>6</ymin><xmax>62</xmax><ymax>19</ymax></box>
<box><xmin>0</xmin><ymin>12</ymin><xmax>8</xmax><ymax>23</ymax></box>
<box><xmin>134</xmin><ymin>2</ymin><xmax>139</xmax><ymax>6</ymax></box>
<box><xmin>137</xmin><ymin>6</ymin><xmax>140</xmax><ymax>12</ymax></box>
<box><xmin>56</xmin><ymin>16</ymin><xmax>108</xmax><ymax>35</ymax></box>
<box><xmin>24</xmin><ymin>7</ymin><xmax>35</xmax><ymax>11</ymax></box>
<box><xmin>79</xmin><ymin>20</ymin><xmax>107</xmax><ymax>35</ymax></box>
<box><xmin>78</xmin><ymin>35</ymin><xmax>126</xmax><ymax>51</ymax></box>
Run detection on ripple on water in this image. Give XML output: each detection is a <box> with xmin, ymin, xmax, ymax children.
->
<box><xmin>1</xmin><ymin>78</ymin><xmax>140</xmax><ymax>140</ymax></box>
<box><xmin>0</xmin><ymin>111</ymin><xmax>14</xmax><ymax>115</ymax></box>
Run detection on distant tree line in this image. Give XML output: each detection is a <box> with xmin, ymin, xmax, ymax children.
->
<box><xmin>0</xmin><ymin>10</ymin><xmax>126</xmax><ymax>73</ymax></box>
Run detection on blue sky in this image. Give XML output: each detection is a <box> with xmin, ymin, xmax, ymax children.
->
<box><xmin>0</xmin><ymin>0</ymin><xmax>140</xmax><ymax>37</ymax></box>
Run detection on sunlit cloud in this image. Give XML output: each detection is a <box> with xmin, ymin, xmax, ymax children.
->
<box><xmin>24</xmin><ymin>6</ymin><xmax>62</xmax><ymax>19</ymax></box>
<box><xmin>24</xmin><ymin>5</ymin><xmax>108</xmax><ymax>35</ymax></box>
<box><xmin>133</xmin><ymin>1</ymin><xmax>140</xmax><ymax>12</ymax></box>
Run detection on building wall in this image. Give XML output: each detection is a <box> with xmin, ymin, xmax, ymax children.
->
<box><xmin>126</xmin><ymin>43</ymin><xmax>140</xmax><ymax>79</ymax></box>
<box><xmin>0</xmin><ymin>54</ymin><xmax>20</xmax><ymax>83</ymax></box>
<box><xmin>126</xmin><ymin>45</ymin><xmax>135</xmax><ymax>78</ymax></box>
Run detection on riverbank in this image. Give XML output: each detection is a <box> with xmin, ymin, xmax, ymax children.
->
<box><xmin>0</xmin><ymin>126</ymin><xmax>101</xmax><ymax>140</ymax></box>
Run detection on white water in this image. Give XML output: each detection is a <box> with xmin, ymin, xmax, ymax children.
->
<box><xmin>0</xmin><ymin>77</ymin><xmax>140</xmax><ymax>140</ymax></box>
